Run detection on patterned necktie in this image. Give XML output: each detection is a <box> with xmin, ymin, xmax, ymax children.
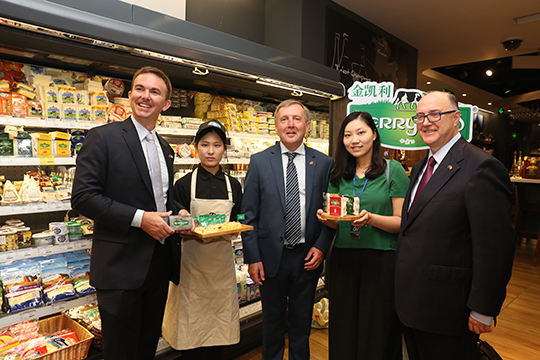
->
<box><xmin>410</xmin><ymin>156</ymin><xmax>436</xmax><ymax>212</ymax></box>
<box><xmin>146</xmin><ymin>133</ymin><xmax>166</xmax><ymax>244</ymax></box>
<box><xmin>285</xmin><ymin>152</ymin><xmax>302</xmax><ymax>246</ymax></box>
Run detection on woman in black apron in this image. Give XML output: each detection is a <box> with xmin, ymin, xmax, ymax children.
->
<box><xmin>162</xmin><ymin>120</ymin><xmax>243</xmax><ymax>360</ymax></box>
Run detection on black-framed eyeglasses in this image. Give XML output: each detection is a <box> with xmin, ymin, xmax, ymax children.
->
<box><xmin>412</xmin><ymin>110</ymin><xmax>457</xmax><ymax>124</ymax></box>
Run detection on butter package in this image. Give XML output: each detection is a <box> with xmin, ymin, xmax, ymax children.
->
<box><xmin>32</xmin><ymin>133</ymin><xmax>52</xmax><ymax>156</ymax></box>
<box><xmin>53</xmin><ymin>140</ymin><xmax>70</xmax><ymax>157</ymax></box>
<box><xmin>62</xmin><ymin>104</ymin><xmax>77</xmax><ymax>120</ymax></box>
<box><xmin>27</xmin><ymin>100</ymin><xmax>43</xmax><ymax>118</ymax></box>
<box><xmin>58</xmin><ymin>86</ymin><xmax>76</xmax><ymax>104</ymax></box>
<box><xmin>169</xmin><ymin>215</ymin><xmax>193</xmax><ymax>231</ymax></box>
<box><xmin>49</xmin><ymin>131</ymin><xmax>69</xmax><ymax>140</ymax></box>
<box><xmin>91</xmin><ymin>105</ymin><xmax>107</xmax><ymax>122</ymax></box>
<box><xmin>46</xmin><ymin>103</ymin><xmax>61</xmax><ymax>119</ymax></box>
<box><xmin>75</xmin><ymin>90</ymin><xmax>88</xmax><ymax>106</ymax></box>
<box><xmin>77</xmin><ymin>105</ymin><xmax>91</xmax><ymax>121</ymax></box>
<box><xmin>89</xmin><ymin>91</ymin><xmax>108</xmax><ymax>106</ymax></box>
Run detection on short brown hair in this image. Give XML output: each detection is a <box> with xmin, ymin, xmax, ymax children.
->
<box><xmin>132</xmin><ymin>66</ymin><xmax>172</xmax><ymax>100</ymax></box>
<box><xmin>274</xmin><ymin>99</ymin><xmax>310</xmax><ymax>122</ymax></box>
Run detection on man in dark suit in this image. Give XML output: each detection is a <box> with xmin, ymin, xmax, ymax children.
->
<box><xmin>241</xmin><ymin>99</ymin><xmax>335</xmax><ymax>360</ymax></box>
<box><xmin>395</xmin><ymin>91</ymin><xmax>515</xmax><ymax>360</ymax></box>
<box><xmin>71</xmin><ymin>66</ymin><xmax>188</xmax><ymax>360</ymax></box>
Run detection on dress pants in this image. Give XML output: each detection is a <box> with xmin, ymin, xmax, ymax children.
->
<box><xmin>327</xmin><ymin>247</ymin><xmax>401</xmax><ymax>360</ymax></box>
<box><xmin>401</xmin><ymin>323</ymin><xmax>479</xmax><ymax>360</ymax></box>
<box><xmin>260</xmin><ymin>244</ymin><xmax>319</xmax><ymax>360</ymax></box>
<box><xmin>96</xmin><ymin>241</ymin><xmax>171</xmax><ymax>360</ymax></box>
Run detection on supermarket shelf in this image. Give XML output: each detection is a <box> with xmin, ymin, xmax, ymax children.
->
<box><xmin>239</xmin><ymin>300</ymin><xmax>262</xmax><ymax>320</ymax></box>
<box><xmin>0</xmin><ymin>201</ymin><xmax>71</xmax><ymax>216</ymax></box>
<box><xmin>0</xmin><ymin>293</ymin><xmax>97</xmax><ymax>328</ymax></box>
<box><xmin>0</xmin><ymin>156</ymin><xmax>76</xmax><ymax>166</ymax></box>
<box><xmin>0</xmin><ymin>239</ymin><xmax>92</xmax><ymax>263</ymax></box>
<box><xmin>174</xmin><ymin>157</ymin><xmax>251</xmax><ymax>165</ymax></box>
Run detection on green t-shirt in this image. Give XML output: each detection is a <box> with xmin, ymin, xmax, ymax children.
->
<box><xmin>328</xmin><ymin>159</ymin><xmax>410</xmax><ymax>250</ymax></box>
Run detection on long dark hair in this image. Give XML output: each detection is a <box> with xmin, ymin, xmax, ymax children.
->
<box><xmin>330</xmin><ymin>111</ymin><xmax>386</xmax><ymax>187</ymax></box>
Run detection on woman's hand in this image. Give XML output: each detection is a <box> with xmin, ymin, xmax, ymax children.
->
<box><xmin>351</xmin><ymin>209</ymin><xmax>372</xmax><ymax>227</ymax></box>
<box><xmin>316</xmin><ymin>209</ymin><xmax>327</xmax><ymax>223</ymax></box>
<box><xmin>317</xmin><ymin>209</ymin><xmax>339</xmax><ymax>229</ymax></box>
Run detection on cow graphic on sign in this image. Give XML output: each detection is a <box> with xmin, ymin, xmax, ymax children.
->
<box><xmin>392</xmin><ymin>89</ymin><xmax>423</xmax><ymax>110</ymax></box>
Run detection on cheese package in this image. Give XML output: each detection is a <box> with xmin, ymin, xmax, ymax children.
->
<box><xmin>343</xmin><ymin>195</ymin><xmax>360</xmax><ymax>216</ymax></box>
<box><xmin>13</xmin><ymin>82</ymin><xmax>36</xmax><ymax>99</ymax></box>
<box><xmin>91</xmin><ymin>105</ymin><xmax>107</xmax><ymax>122</ymax></box>
<box><xmin>108</xmin><ymin>105</ymin><xmax>127</xmax><ymax>122</ymax></box>
<box><xmin>40</xmin><ymin>86</ymin><xmax>58</xmax><ymax>103</ymax></box>
<box><xmin>104</xmin><ymin>78</ymin><xmax>125</xmax><ymax>98</ymax></box>
<box><xmin>27</xmin><ymin>73</ymin><xmax>51</xmax><ymax>87</ymax></box>
<box><xmin>326</xmin><ymin>193</ymin><xmax>347</xmax><ymax>217</ymax></box>
<box><xmin>83</xmin><ymin>78</ymin><xmax>103</xmax><ymax>92</ymax></box>
<box><xmin>45</xmin><ymin>103</ymin><xmax>61</xmax><ymax>120</ymax></box>
<box><xmin>49</xmin><ymin>131</ymin><xmax>69</xmax><ymax>140</ymax></box>
<box><xmin>53</xmin><ymin>140</ymin><xmax>70</xmax><ymax>157</ymax></box>
<box><xmin>58</xmin><ymin>86</ymin><xmax>76</xmax><ymax>104</ymax></box>
<box><xmin>27</xmin><ymin>100</ymin><xmax>43</xmax><ymax>118</ymax></box>
<box><xmin>0</xmin><ymin>79</ymin><xmax>10</xmax><ymax>91</ymax></box>
<box><xmin>75</xmin><ymin>90</ymin><xmax>88</xmax><ymax>106</ymax></box>
<box><xmin>1</xmin><ymin>180</ymin><xmax>21</xmax><ymax>205</ymax></box>
<box><xmin>89</xmin><ymin>91</ymin><xmax>108</xmax><ymax>106</ymax></box>
<box><xmin>32</xmin><ymin>133</ymin><xmax>53</xmax><ymax>157</ymax></box>
<box><xmin>0</xmin><ymin>92</ymin><xmax>11</xmax><ymax>115</ymax></box>
<box><xmin>11</xmin><ymin>93</ymin><xmax>27</xmax><ymax>118</ymax></box>
<box><xmin>0</xmin><ymin>139</ymin><xmax>14</xmax><ymax>156</ymax></box>
<box><xmin>62</xmin><ymin>104</ymin><xmax>77</xmax><ymax>120</ymax></box>
<box><xmin>77</xmin><ymin>105</ymin><xmax>91</xmax><ymax>121</ymax></box>
<box><xmin>15</xmin><ymin>135</ymin><xmax>32</xmax><ymax>157</ymax></box>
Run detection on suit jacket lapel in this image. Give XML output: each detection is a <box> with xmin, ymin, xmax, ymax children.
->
<box><xmin>305</xmin><ymin>147</ymin><xmax>316</xmax><ymax>213</ymax></box>
<box><xmin>269</xmin><ymin>144</ymin><xmax>286</xmax><ymax>213</ymax></box>
<box><xmin>122</xmin><ymin>117</ymin><xmax>153</xmax><ymax>196</ymax></box>
<box><xmin>157</xmin><ymin>133</ymin><xmax>174</xmax><ymax>190</ymax></box>
<box><xmin>406</xmin><ymin>138</ymin><xmax>465</xmax><ymax>226</ymax></box>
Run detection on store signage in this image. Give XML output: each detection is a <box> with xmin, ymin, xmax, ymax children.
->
<box><xmin>346</xmin><ymin>81</ymin><xmax>476</xmax><ymax>150</ymax></box>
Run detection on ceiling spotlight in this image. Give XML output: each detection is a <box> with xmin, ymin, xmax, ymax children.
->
<box><xmin>462</xmin><ymin>93</ymin><xmax>467</xmax><ymax>97</ymax></box>
<box><xmin>426</xmin><ymin>81</ymin><xmax>431</xmax><ymax>85</ymax></box>
<box><xmin>501</xmin><ymin>37</ymin><xmax>523</xmax><ymax>51</ymax></box>
<box><xmin>486</xmin><ymin>70</ymin><xmax>493</xmax><ymax>76</ymax></box>
<box><xmin>488</xmin><ymin>102</ymin><xmax>492</xmax><ymax>106</ymax></box>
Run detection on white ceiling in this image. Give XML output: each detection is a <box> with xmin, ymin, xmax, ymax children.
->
<box><xmin>334</xmin><ymin>0</ymin><xmax>540</xmax><ymax>111</ymax></box>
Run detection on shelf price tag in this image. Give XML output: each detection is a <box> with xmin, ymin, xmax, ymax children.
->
<box><xmin>39</xmin><ymin>156</ymin><xmax>55</xmax><ymax>165</ymax></box>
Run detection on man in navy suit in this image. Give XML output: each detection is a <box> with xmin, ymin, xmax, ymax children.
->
<box><xmin>241</xmin><ymin>99</ymin><xmax>335</xmax><ymax>360</ymax></box>
<box><xmin>72</xmin><ymin>66</ymin><xmax>189</xmax><ymax>360</ymax></box>
<box><xmin>395</xmin><ymin>91</ymin><xmax>515</xmax><ymax>360</ymax></box>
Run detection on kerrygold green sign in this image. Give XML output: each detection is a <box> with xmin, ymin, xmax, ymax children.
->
<box><xmin>347</xmin><ymin>81</ymin><xmax>477</xmax><ymax>150</ymax></box>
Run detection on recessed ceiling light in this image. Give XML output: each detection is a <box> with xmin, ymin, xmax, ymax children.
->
<box><xmin>486</xmin><ymin>70</ymin><xmax>493</xmax><ymax>76</ymax></box>
<box><xmin>508</xmin><ymin>109</ymin><xmax>512</xmax><ymax>112</ymax></box>
<box><xmin>426</xmin><ymin>81</ymin><xmax>431</xmax><ymax>85</ymax></box>
<box><xmin>462</xmin><ymin>93</ymin><xmax>467</xmax><ymax>96</ymax></box>
<box><xmin>488</xmin><ymin>102</ymin><xmax>492</xmax><ymax>105</ymax></box>
<box><xmin>505</xmin><ymin>90</ymin><xmax>511</xmax><ymax>94</ymax></box>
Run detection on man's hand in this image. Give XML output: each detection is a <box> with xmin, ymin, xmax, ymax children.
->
<box><xmin>304</xmin><ymin>247</ymin><xmax>324</xmax><ymax>271</ymax></box>
<box><xmin>468</xmin><ymin>316</ymin><xmax>494</xmax><ymax>334</ymax></box>
<box><xmin>248</xmin><ymin>262</ymin><xmax>265</xmax><ymax>286</ymax></box>
<box><xmin>176</xmin><ymin>209</ymin><xmax>195</xmax><ymax>234</ymax></box>
<box><xmin>141</xmin><ymin>211</ymin><xmax>174</xmax><ymax>241</ymax></box>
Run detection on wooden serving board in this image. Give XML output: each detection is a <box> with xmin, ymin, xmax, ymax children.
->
<box><xmin>320</xmin><ymin>212</ymin><xmax>361</xmax><ymax>221</ymax></box>
<box><xmin>182</xmin><ymin>224</ymin><xmax>253</xmax><ymax>239</ymax></box>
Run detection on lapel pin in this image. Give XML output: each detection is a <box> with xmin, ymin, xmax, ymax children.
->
<box><xmin>310</xmin><ymin>161</ymin><xmax>316</xmax><ymax>166</ymax></box>
<box><xmin>447</xmin><ymin>165</ymin><xmax>453</xmax><ymax>170</ymax></box>
<box><xmin>169</xmin><ymin>154</ymin><xmax>173</xmax><ymax>159</ymax></box>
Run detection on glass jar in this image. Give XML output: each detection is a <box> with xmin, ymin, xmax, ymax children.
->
<box><xmin>16</xmin><ymin>227</ymin><xmax>32</xmax><ymax>248</ymax></box>
<box><xmin>0</xmin><ymin>230</ymin><xmax>18</xmax><ymax>252</ymax></box>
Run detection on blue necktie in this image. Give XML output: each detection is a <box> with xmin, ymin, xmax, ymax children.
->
<box><xmin>285</xmin><ymin>152</ymin><xmax>302</xmax><ymax>246</ymax></box>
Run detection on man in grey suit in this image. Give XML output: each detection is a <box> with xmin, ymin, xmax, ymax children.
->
<box><xmin>241</xmin><ymin>99</ymin><xmax>335</xmax><ymax>360</ymax></box>
<box><xmin>395</xmin><ymin>91</ymin><xmax>515</xmax><ymax>360</ymax></box>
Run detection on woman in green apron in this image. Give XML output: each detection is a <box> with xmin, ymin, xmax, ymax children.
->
<box><xmin>162</xmin><ymin>120</ymin><xmax>243</xmax><ymax>360</ymax></box>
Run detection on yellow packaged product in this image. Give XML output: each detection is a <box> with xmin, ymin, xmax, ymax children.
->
<box><xmin>92</xmin><ymin>106</ymin><xmax>107</xmax><ymax>122</ymax></box>
<box><xmin>54</xmin><ymin>140</ymin><xmax>71</xmax><ymax>157</ymax></box>
<box><xmin>49</xmin><ymin>131</ymin><xmax>69</xmax><ymax>140</ymax></box>
<box><xmin>32</xmin><ymin>133</ymin><xmax>53</xmax><ymax>157</ymax></box>
<box><xmin>58</xmin><ymin>86</ymin><xmax>76</xmax><ymax>104</ymax></box>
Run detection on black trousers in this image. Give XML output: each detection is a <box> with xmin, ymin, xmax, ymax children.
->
<box><xmin>327</xmin><ymin>247</ymin><xmax>401</xmax><ymax>360</ymax></box>
<box><xmin>259</xmin><ymin>244</ymin><xmax>319</xmax><ymax>360</ymax></box>
<box><xmin>96</xmin><ymin>241</ymin><xmax>171</xmax><ymax>360</ymax></box>
<box><xmin>401</xmin><ymin>324</ymin><xmax>479</xmax><ymax>360</ymax></box>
